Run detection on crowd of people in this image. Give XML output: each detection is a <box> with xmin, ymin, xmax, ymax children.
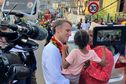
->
<box><xmin>77</xmin><ymin>17</ymin><xmax>126</xmax><ymax>56</ymax></box>
<box><xmin>0</xmin><ymin>6</ymin><xmax>126</xmax><ymax>84</ymax></box>
<box><xmin>38</xmin><ymin>9</ymin><xmax>64</xmax><ymax>46</ymax></box>
<box><xmin>41</xmin><ymin>16</ymin><xmax>126</xmax><ymax>84</ymax></box>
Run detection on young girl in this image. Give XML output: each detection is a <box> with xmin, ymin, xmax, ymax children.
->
<box><xmin>61</xmin><ymin>30</ymin><xmax>106</xmax><ymax>84</ymax></box>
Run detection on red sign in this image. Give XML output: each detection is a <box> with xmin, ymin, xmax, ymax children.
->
<box><xmin>88</xmin><ymin>1</ymin><xmax>99</xmax><ymax>14</ymax></box>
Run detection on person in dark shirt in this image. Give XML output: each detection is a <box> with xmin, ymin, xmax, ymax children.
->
<box><xmin>77</xmin><ymin>18</ymin><xmax>83</xmax><ymax>29</ymax></box>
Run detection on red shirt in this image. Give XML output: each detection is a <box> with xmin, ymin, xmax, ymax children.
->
<box><xmin>44</xmin><ymin>14</ymin><xmax>51</xmax><ymax>20</ymax></box>
<box><xmin>79</xmin><ymin>46</ymin><xmax>114</xmax><ymax>84</ymax></box>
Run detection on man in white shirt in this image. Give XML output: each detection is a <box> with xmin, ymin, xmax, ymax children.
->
<box><xmin>81</xmin><ymin>19</ymin><xmax>90</xmax><ymax>31</ymax></box>
<box><xmin>89</xmin><ymin>19</ymin><xmax>101</xmax><ymax>31</ymax></box>
<box><xmin>42</xmin><ymin>19</ymin><xmax>72</xmax><ymax>84</ymax></box>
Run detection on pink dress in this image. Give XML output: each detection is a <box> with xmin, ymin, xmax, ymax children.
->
<box><xmin>79</xmin><ymin>46</ymin><xmax>114</xmax><ymax>84</ymax></box>
<box><xmin>61</xmin><ymin>49</ymin><xmax>101</xmax><ymax>84</ymax></box>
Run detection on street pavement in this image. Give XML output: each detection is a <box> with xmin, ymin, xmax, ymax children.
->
<box><xmin>35</xmin><ymin>40</ymin><xmax>46</xmax><ymax>84</ymax></box>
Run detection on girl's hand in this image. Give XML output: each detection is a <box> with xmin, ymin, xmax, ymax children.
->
<box><xmin>83</xmin><ymin>60</ymin><xmax>90</xmax><ymax>69</ymax></box>
<box><xmin>62</xmin><ymin>44</ymin><xmax>68</xmax><ymax>52</ymax></box>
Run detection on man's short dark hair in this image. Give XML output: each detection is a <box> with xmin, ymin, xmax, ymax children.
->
<box><xmin>74</xmin><ymin>30</ymin><xmax>89</xmax><ymax>49</ymax></box>
<box><xmin>52</xmin><ymin>19</ymin><xmax>72</xmax><ymax>34</ymax></box>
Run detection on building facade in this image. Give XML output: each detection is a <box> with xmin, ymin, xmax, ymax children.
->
<box><xmin>83</xmin><ymin>0</ymin><xmax>126</xmax><ymax>22</ymax></box>
<box><xmin>101</xmin><ymin>0</ymin><xmax>126</xmax><ymax>22</ymax></box>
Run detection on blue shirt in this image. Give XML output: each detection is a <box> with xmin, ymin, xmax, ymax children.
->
<box><xmin>42</xmin><ymin>42</ymin><xmax>69</xmax><ymax>84</ymax></box>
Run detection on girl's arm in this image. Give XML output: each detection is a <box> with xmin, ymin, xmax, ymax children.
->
<box><xmin>98</xmin><ymin>46</ymin><xmax>106</xmax><ymax>66</ymax></box>
<box><xmin>62</xmin><ymin>45</ymin><xmax>70</xmax><ymax>69</ymax></box>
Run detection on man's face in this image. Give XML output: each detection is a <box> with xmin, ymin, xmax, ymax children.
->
<box><xmin>88</xmin><ymin>30</ymin><xmax>93</xmax><ymax>45</ymax></box>
<box><xmin>58</xmin><ymin>22</ymin><xmax>72</xmax><ymax>44</ymax></box>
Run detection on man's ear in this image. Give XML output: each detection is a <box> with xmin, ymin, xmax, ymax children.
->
<box><xmin>56</xmin><ymin>26</ymin><xmax>61</xmax><ymax>33</ymax></box>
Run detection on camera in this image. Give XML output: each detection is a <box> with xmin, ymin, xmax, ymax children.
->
<box><xmin>0</xmin><ymin>17</ymin><xmax>47</xmax><ymax>83</ymax></box>
<box><xmin>0</xmin><ymin>0</ymin><xmax>47</xmax><ymax>83</ymax></box>
<box><xmin>93</xmin><ymin>25</ymin><xmax>126</xmax><ymax>46</ymax></box>
<box><xmin>0</xmin><ymin>52</ymin><xmax>30</xmax><ymax>83</ymax></box>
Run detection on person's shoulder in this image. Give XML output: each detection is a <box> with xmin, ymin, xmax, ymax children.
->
<box><xmin>70</xmin><ymin>49</ymin><xmax>79</xmax><ymax>53</ymax></box>
<box><xmin>88</xmin><ymin>50</ymin><xmax>97</xmax><ymax>54</ymax></box>
<box><xmin>71</xmin><ymin>48</ymin><xmax>79</xmax><ymax>52</ymax></box>
<box><xmin>43</xmin><ymin>42</ymin><xmax>58</xmax><ymax>51</ymax></box>
<box><xmin>81</xmin><ymin>22</ymin><xmax>85</xmax><ymax>25</ymax></box>
<box><xmin>87</xmin><ymin>22</ymin><xmax>90</xmax><ymax>25</ymax></box>
<box><xmin>89</xmin><ymin>49</ymin><xmax>94</xmax><ymax>52</ymax></box>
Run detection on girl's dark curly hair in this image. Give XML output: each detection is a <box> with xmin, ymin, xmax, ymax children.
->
<box><xmin>74</xmin><ymin>30</ymin><xmax>89</xmax><ymax>49</ymax></box>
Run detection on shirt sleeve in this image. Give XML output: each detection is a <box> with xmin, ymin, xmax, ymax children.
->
<box><xmin>65</xmin><ymin>49</ymin><xmax>77</xmax><ymax>64</ymax></box>
<box><xmin>42</xmin><ymin>45</ymin><xmax>69</xmax><ymax>84</ymax></box>
<box><xmin>85</xmin><ymin>48</ymin><xmax>114</xmax><ymax>82</ymax></box>
<box><xmin>90</xmin><ymin>50</ymin><xmax>101</xmax><ymax>63</ymax></box>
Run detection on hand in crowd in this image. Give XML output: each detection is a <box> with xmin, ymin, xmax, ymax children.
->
<box><xmin>83</xmin><ymin>60</ymin><xmax>90</xmax><ymax>69</ymax></box>
<box><xmin>62</xmin><ymin>44</ymin><xmax>69</xmax><ymax>54</ymax></box>
<box><xmin>119</xmin><ymin>56</ymin><xmax>126</xmax><ymax>63</ymax></box>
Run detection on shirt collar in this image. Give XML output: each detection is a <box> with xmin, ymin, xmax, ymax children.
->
<box><xmin>54</xmin><ymin>36</ymin><xmax>63</xmax><ymax>46</ymax></box>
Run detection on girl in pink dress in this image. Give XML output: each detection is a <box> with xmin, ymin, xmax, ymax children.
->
<box><xmin>61</xmin><ymin>30</ymin><xmax>106</xmax><ymax>84</ymax></box>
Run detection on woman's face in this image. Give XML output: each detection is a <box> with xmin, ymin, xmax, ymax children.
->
<box><xmin>88</xmin><ymin>30</ymin><xmax>93</xmax><ymax>45</ymax></box>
